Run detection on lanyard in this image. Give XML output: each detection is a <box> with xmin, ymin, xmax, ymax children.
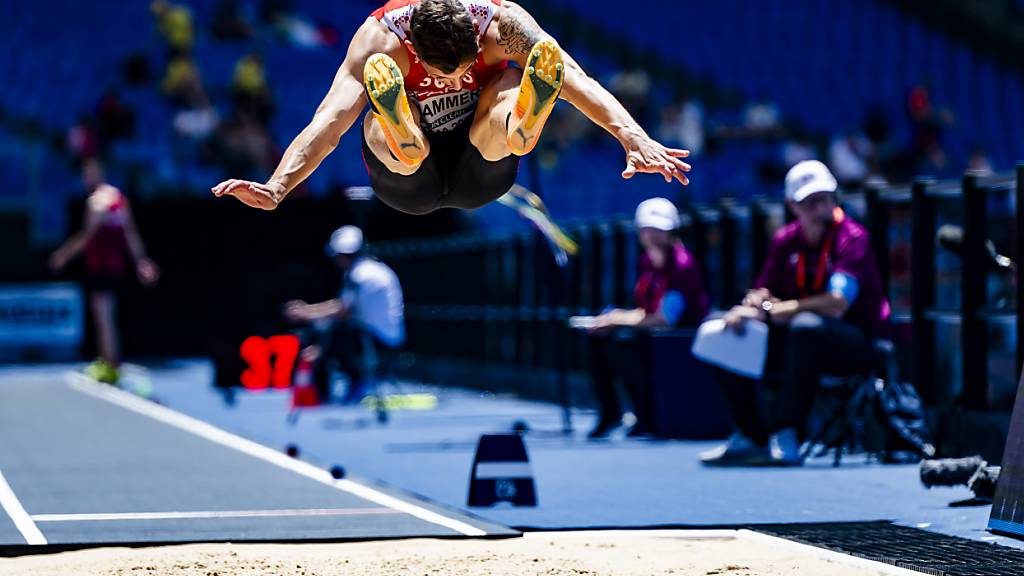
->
<box><xmin>796</xmin><ymin>208</ymin><xmax>845</xmax><ymax>297</ymax></box>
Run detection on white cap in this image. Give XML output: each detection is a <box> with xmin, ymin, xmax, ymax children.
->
<box><xmin>635</xmin><ymin>198</ymin><xmax>680</xmax><ymax>231</ymax></box>
<box><xmin>785</xmin><ymin>160</ymin><xmax>838</xmax><ymax>203</ymax></box>
<box><xmin>326</xmin><ymin>225</ymin><xmax>363</xmax><ymax>255</ymax></box>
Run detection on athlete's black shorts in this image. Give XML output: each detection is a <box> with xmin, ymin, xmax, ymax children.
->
<box><xmin>361</xmin><ymin>119</ymin><xmax>520</xmax><ymax>215</ymax></box>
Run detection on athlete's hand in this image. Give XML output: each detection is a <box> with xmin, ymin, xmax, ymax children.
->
<box><xmin>136</xmin><ymin>258</ymin><xmax>160</xmax><ymax>287</ymax></box>
<box><xmin>211</xmin><ymin>180</ymin><xmax>285</xmax><ymax>210</ymax></box>
<box><xmin>621</xmin><ymin>137</ymin><xmax>691</xmax><ymax>185</ymax></box>
<box><xmin>49</xmin><ymin>250</ymin><xmax>70</xmax><ymax>272</ymax></box>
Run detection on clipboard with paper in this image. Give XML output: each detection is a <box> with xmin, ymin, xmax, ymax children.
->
<box><xmin>690</xmin><ymin>318</ymin><xmax>769</xmax><ymax>379</ymax></box>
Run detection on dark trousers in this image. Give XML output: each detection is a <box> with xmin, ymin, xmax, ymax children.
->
<box><xmin>310</xmin><ymin>321</ymin><xmax>388</xmax><ymax>402</ymax></box>
<box><xmin>587</xmin><ymin>328</ymin><xmax>654</xmax><ymax>430</ymax></box>
<box><xmin>714</xmin><ymin>312</ymin><xmax>874</xmax><ymax>445</ymax></box>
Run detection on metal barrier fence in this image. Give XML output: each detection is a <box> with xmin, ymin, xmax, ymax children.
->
<box><xmin>373</xmin><ymin>164</ymin><xmax>1024</xmax><ymax>412</ymax></box>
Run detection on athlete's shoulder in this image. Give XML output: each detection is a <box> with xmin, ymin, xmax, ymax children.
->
<box><xmin>371</xmin><ymin>0</ymin><xmax>415</xmax><ymax>20</ymax></box>
<box><xmin>489</xmin><ymin>0</ymin><xmax>520</xmax><ymax>30</ymax></box>
<box><xmin>484</xmin><ymin>0</ymin><xmax>548</xmax><ymax>61</ymax></box>
<box><xmin>354</xmin><ymin>16</ymin><xmax>398</xmax><ymax>46</ymax></box>
<box><xmin>348</xmin><ymin>16</ymin><xmax>402</xmax><ymax>61</ymax></box>
<box><xmin>86</xmin><ymin>184</ymin><xmax>124</xmax><ymax>213</ymax></box>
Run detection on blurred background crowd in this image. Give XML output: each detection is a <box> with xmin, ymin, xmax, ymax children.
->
<box><xmin>3</xmin><ymin>0</ymin><xmax>1023</xmax><ymax>248</ymax></box>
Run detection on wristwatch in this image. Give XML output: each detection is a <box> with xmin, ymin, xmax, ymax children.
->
<box><xmin>760</xmin><ymin>300</ymin><xmax>774</xmax><ymax>321</ymax></box>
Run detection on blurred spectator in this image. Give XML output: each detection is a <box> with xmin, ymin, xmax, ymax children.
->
<box><xmin>162</xmin><ymin>54</ymin><xmax>207</xmax><ymax>109</ymax></box>
<box><xmin>209</xmin><ymin>113</ymin><xmax>277</xmax><ymax>179</ymax></box>
<box><xmin>121</xmin><ymin>53</ymin><xmax>153</xmax><ymax>86</ymax></box>
<box><xmin>586</xmin><ymin>198</ymin><xmax>709</xmax><ymax>439</ymax></box>
<box><xmin>260</xmin><ymin>0</ymin><xmax>294</xmax><ymax>25</ymax></box>
<box><xmin>257</xmin><ymin>0</ymin><xmax>340</xmax><ymax>50</ymax></box>
<box><xmin>173</xmin><ymin>105</ymin><xmax>220</xmax><ymax>142</ymax></box>
<box><xmin>907</xmin><ymin>85</ymin><xmax>953</xmax><ymax>174</ymax></box>
<box><xmin>95</xmin><ymin>89</ymin><xmax>137</xmax><ymax>146</ymax></box>
<box><xmin>161</xmin><ymin>54</ymin><xmax>221</xmax><ymax>147</ymax></box>
<box><xmin>232</xmin><ymin>53</ymin><xmax>274</xmax><ymax>126</ymax></box>
<box><xmin>285</xmin><ymin>226</ymin><xmax>405</xmax><ymax>404</ymax></box>
<box><xmin>967</xmin><ymin>147</ymin><xmax>995</xmax><ymax>176</ymax></box>
<box><xmin>699</xmin><ymin>161</ymin><xmax>891</xmax><ymax>467</ymax></box>
<box><xmin>271</xmin><ymin>15</ymin><xmax>342</xmax><ymax>49</ymax></box>
<box><xmin>66</xmin><ymin>114</ymin><xmax>100</xmax><ymax>163</ymax></box>
<box><xmin>212</xmin><ymin>0</ymin><xmax>255</xmax><ymax>40</ymax></box>
<box><xmin>863</xmin><ymin>105</ymin><xmax>891</xmax><ymax>150</ymax></box>
<box><xmin>608</xmin><ymin>62</ymin><xmax>652</xmax><ymax>127</ymax></box>
<box><xmin>781</xmin><ymin>136</ymin><xmax>817</xmax><ymax>170</ymax></box>
<box><xmin>658</xmin><ymin>93</ymin><xmax>704</xmax><ymax>157</ymax></box>
<box><xmin>828</xmin><ymin>131</ymin><xmax>875</xmax><ymax>187</ymax></box>
<box><xmin>49</xmin><ymin>159</ymin><xmax>160</xmax><ymax>384</ymax></box>
<box><xmin>151</xmin><ymin>0</ymin><xmax>194</xmax><ymax>57</ymax></box>
<box><xmin>743</xmin><ymin>97</ymin><xmax>782</xmax><ymax>135</ymax></box>
<box><xmin>861</xmin><ymin>104</ymin><xmax>904</xmax><ymax>182</ymax></box>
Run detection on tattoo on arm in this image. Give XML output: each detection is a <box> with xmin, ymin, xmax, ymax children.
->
<box><xmin>497</xmin><ymin>5</ymin><xmax>543</xmax><ymax>56</ymax></box>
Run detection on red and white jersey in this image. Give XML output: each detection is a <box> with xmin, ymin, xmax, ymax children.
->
<box><xmin>371</xmin><ymin>0</ymin><xmax>507</xmax><ymax>133</ymax></box>
<box><xmin>85</xmin><ymin>185</ymin><xmax>129</xmax><ymax>275</ymax></box>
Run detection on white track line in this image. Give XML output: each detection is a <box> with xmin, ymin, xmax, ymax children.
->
<box><xmin>67</xmin><ymin>374</ymin><xmax>486</xmax><ymax>536</ymax></box>
<box><xmin>32</xmin><ymin>508</ymin><xmax>403</xmax><ymax>523</ymax></box>
<box><xmin>0</xmin><ymin>470</ymin><xmax>46</xmax><ymax>545</ymax></box>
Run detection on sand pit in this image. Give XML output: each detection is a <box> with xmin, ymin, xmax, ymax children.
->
<box><xmin>0</xmin><ymin>530</ymin><xmax>912</xmax><ymax>575</ymax></box>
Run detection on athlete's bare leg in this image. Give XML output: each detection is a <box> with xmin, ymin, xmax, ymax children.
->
<box><xmin>363</xmin><ymin>104</ymin><xmax>427</xmax><ymax>176</ymax></box>
<box><xmin>363</xmin><ymin>54</ymin><xmax>429</xmax><ymax>174</ymax></box>
<box><xmin>91</xmin><ymin>291</ymin><xmax>120</xmax><ymax>367</ymax></box>
<box><xmin>469</xmin><ymin>67</ymin><xmax>523</xmax><ymax>162</ymax></box>
<box><xmin>471</xmin><ymin>39</ymin><xmax>564</xmax><ymax>161</ymax></box>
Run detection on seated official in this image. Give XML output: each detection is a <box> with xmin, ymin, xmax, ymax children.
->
<box><xmin>285</xmin><ymin>226</ymin><xmax>405</xmax><ymax>404</ymax></box>
<box><xmin>699</xmin><ymin>160</ymin><xmax>892</xmax><ymax>466</ymax></box>
<box><xmin>587</xmin><ymin>198</ymin><xmax>710</xmax><ymax>439</ymax></box>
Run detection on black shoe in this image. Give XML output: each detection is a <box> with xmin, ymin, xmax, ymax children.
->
<box><xmin>699</xmin><ymin>433</ymin><xmax>773</xmax><ymax>467</ymax></box>
<box><xmin>588</xmin><ymin>418</ymin><xmax>622</xmax><ymax>439</ymax></box>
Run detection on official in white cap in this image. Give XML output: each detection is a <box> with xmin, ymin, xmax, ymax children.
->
<box><xmin>698</xmin><ymin>160</ymin><xmax>892</xmax><ymax>467</ymax></box>
<box><xmin>583</xmin><ymin>198</ymin><xmax>710</xmax><ymax>439</ymax></box>
<box><xmin>285</xmin><ymin>225</ymin><xmax>405</xmax><ymax>404</ymax></box>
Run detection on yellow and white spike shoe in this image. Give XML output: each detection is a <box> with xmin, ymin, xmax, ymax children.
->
<box><xmin>364</xmin><ymin>53</ymin><xmax>427</xmax><ymax>166</ymax></box>
<box><xmin>507</xmin><ymin>39</ymin><xmax>564</xmax><ymax>156</ymax></box>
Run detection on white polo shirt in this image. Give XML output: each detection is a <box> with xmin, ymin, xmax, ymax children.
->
<box><xmin>339</xmin><ymin>257</ymin><xmax>405</xmax><ymax>347</ymax></box>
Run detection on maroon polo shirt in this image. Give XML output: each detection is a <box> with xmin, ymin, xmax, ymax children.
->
<box><xmin>636</xmin><ymin>241</ymin><xmax>710</xmax><ymax>327</ymax></box>
<box><xmin>755</xmin><ymin>212</ymin><xmax>891</xmax><ymax>337</ymax></box>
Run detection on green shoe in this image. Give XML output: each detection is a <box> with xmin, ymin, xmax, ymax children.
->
<box><xmin>85</xmin><ymin>360</ymin><xmax>120</xmax><ymax>385</ymax></box>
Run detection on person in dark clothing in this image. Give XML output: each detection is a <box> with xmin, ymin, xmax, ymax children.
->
<box><xmin>587</xmin><ymin>198</ymin><xmax>709</xmax><ymax>439</ymax></box>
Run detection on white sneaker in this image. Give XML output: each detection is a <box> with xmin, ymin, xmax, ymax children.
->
<box><xmin>769</xmin><ymin>427</ymin><xmax>803</xmax><ymax>466</ymax></box>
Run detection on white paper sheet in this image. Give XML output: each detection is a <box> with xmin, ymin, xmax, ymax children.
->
<box><xmin>691</xmin><ymin>318</ymin><xmax>769</xmax><ymax>379</ymax></box>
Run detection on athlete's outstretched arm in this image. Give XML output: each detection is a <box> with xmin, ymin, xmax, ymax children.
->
<box><xmin>490</xmin><ymin>2</ymin><xmax>690</xmax><ymax>185</ymax></box>
<box><xmin>122</xmin><ymin>201</ymin><xmax>160</xmax><ymax>286</ymax></box>
<box><xmin>212</xmin><ymin>20</ymin><xmax>391</xmax><ymax>209</ymax></box>
<box><xmin>49</xmin><ymin>202</ymin><xmax>103</xmax><ymax>271</ymax></box>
